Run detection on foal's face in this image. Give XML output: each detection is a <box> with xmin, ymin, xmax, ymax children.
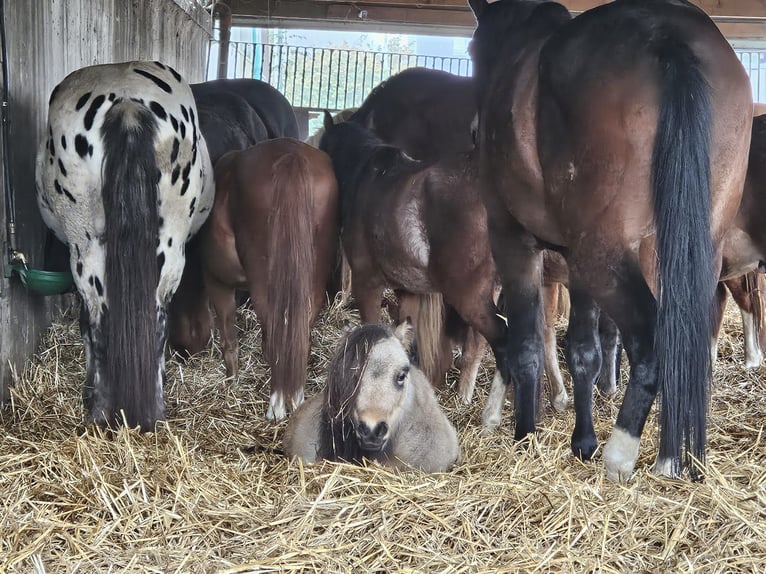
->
<box><xmin>352</xmin><ymin>337</ymin><xmax>412</xmax><ymax>451</ymax></box>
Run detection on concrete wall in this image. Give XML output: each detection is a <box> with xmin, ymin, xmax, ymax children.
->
<box><xmin>0</xmin><ymin>0</ymin><xmax>211</xmax><ymax>401</ymax></box>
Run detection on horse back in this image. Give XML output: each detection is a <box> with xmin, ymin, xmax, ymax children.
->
<box><xmin>193</xmin><ymin>78</ymin><xmax>299</xmax><ymax>139</ymax></box>
<box><xmin>534</xmin><ymin>2</ymin><xmax>750</xmax><ymax>245</ymax></box>
<box><xmin>353</xmin><ymin>67</ymin><xmax>475</xmax><ymax>161</ymax></box>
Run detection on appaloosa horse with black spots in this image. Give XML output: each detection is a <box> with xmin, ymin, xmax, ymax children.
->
<box><xmin>36</xmin><ymin>61</ymin><xmax>214</xmax><ymax>430</ymax></box>
<box><xmin>469</xmin><ymin>0</ymin><xmax>752</xmax><ymax>480</ymax></box>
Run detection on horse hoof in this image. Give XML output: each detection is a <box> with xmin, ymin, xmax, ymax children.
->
<box><xmin>603</xmin><ymin>427</ymin><xmax>640</xmax><ymax>482</ymax></box>
<box><xmin>571</xmin><ymin>433</ymin><xmax>598</xmax><ymax>460</ymax></box>
<box><xmin>550</xmin><ymin>391</ymin><xmax>569</xmax><ymax>412</ymax></box>
<box><xmin>266</xmin><ymin>397</ymin><xmax>287</xmax><ymax>421</ymax></box>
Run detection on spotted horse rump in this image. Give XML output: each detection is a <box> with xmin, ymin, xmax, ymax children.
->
<box><xmin>35</xmin><ymin>61</ymin><xmax>214</xmax><ymax>430</ymax></box>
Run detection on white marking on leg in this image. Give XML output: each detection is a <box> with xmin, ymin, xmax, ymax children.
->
<box><xmin>652</xmin><ymin>456</ymin><xmax>680</xmax><ymax>479</ymax></box>
<box><xmin>741</xmin><ymin>309</ymin><xmax>763</xmax><ymax>369</ymax></box>
<box><xmin>290</xmin><ymin>388</ymin><xmax>305</xmax><ymax>412</ymax></box>
<box><xmin>481</xmin><ymin>370</ymin><xmax>507</xmax><ymax>434</ymax></box>
<box><xmin>710</xmin><ymin>339</ymin><xmax>718</xmax><ymax>369</ymax></box>
<box><xmin>267</xmin><ymin>391</ymin><xmax>287</xmax><ymax>421</ymax></box>
<box><xmin>603</xmin><ymin>426</ymin><xmax>640</xmax><ymax>482</ymax></box>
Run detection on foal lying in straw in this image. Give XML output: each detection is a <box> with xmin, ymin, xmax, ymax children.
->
<box><xmin>284</xmin><ymin>321</ymin><xmax>461</xmax><ymax>472</ymax></box>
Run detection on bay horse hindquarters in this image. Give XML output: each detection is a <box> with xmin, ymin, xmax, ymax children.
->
<box><xmin>469</xmin><ymin>0</ymin><xmax>752</xmax><ymax>480</ymax></box>
<box><xmin>36</xmin><ymin>61</ymin><xmax>214</xmax><ymax>430</ymax></box>
<box><xmin>284</xmin><ymin>322</ymin><xmax>461</xmax><ymax>472</ymax></box>
<box><xmin>203</xmin><ymin>139</ymin><xmax>339</xmax><ymax>420</ymax></box>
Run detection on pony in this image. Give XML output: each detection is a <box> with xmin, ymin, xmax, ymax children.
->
<box><xmin>469</xmin><ymin>0</ymin><xmax>752</xmax><ymax>480</ymax></box>
<box><xmin>168</xmin><ymin>79</ymin><xmax>300</xmax><ymax>356</ymax></box>
<box><xmin>35</xmin><ymin>61</ymin><xmax>214</xmax><ymax>430</ymax></box>
<box><xmin>318</xmin><ymin>112</ymin><xmax>508</xmax><ymax>406</ymax></box>
<box><xmin>284</xmin><ymin>321</ymin><xmax>461</xmax><ymax>472</ymax></box>
<box><xmin>195</xmin><ymin>138</ymin><xmax>338</xmax><ymax>420</ymax></box>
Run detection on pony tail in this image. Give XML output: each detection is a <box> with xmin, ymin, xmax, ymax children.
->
<box><xmin>100</xmin><ymin>101</ymin><xmax>161</xmax><ymax>430</ymax></box>
<box><xmin>414</xmin><ymin>292</ymin><xmax>445</xmax><ymax>385</ymax></box>
<box><xmin>266</xmin><ymin>151</ymin><xmax>315</xmax><ymax>414</ymax></box>
<box><xmin>651</xmin><ymin>34</ymin><xmax>715</xmax><ymax>478</ymax></box>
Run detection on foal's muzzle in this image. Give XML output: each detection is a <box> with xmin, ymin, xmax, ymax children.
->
<box><xmin>355</xmin><ymin>420</ymin><xmax>389</xmax><ymax>451</ymax></box>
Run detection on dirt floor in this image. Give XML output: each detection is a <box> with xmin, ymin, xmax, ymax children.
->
<box><xmin>0</xmin><ymin>295</ymin><xmax>764</xmax><ymax>573</ymax></box>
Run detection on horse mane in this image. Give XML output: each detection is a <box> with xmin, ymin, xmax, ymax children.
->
<box><xmin>317</xmin><ymin>324</ymin><xmax>395</xmax><ymax>463</ymax></box>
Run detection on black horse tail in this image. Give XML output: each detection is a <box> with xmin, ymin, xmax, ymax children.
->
<box><xmin>652</xmin><ymin>35</ymin><xmax>715</xmax><ymax>477</ymax></box>
<box><xmin>266</xmin><ymin>150</ymin><xmax>314</xmax><ymax>416</ymax></box>
<box><xmin>101</xmin><ymin>101</ymin><xmax>162</xmax><ymax>430</ymax></box>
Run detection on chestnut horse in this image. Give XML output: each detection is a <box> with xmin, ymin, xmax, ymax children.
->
<box><xmin>168</xmin><ymin>79</ymin><xmax>299</xmax><ymax>357</ymax></box>
<box><xmin>469</xmin><ymin>0</ymin><xmax>752</xmax><ymax>480</ymax></box>
<box><xmin>199</xmin><ymin>139</ymin><xmax>338</xmax><ymax>420</ymax></box>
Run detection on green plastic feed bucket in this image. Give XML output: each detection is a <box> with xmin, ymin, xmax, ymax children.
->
<box><xmin>12</xmin><ymin>264</ymin><xmax>74</xmax><ymax>296</ymax></box>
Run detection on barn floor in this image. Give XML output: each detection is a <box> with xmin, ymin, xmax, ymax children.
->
<box><xmin>1</xmin><ymin>296</ymin><xmax>764</xmax><ymax>573</ymax></box>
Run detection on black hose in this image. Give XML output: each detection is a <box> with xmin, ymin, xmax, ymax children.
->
<box><xmin>0</xmin><ymin>0</ymin><xmax>17</xmax><ymax>258</ymax></box>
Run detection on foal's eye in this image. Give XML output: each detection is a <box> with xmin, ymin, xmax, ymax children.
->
<box><xmin>395</xmin><ymin>368</ymin><xmax>409</xmax><ymax>388</ymax></box>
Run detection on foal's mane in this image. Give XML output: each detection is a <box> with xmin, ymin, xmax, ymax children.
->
<box><xmin>318</xmin><ymin>324</ymin><xmax>394</xmax><ymax>463</ymax></box>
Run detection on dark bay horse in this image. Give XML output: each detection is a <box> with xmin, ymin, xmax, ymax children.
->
<box><xmin>168</xmin><ymin>79</ymin><xmax>300</xmax><ymax>356</ymax></box>
<box><xmin>36</xmin><ymin>61</ymin><xmax>214</xmax><ymax>430</ymax></box>
<box><xmin>197</xmin><ymin>139</ymin><xmax>338</xmax><ymax>420</ymax></box>
<box><xmin>351</xmin><ymin>67</ymin><xmax>476</xmax><ymax>162</ymax></box>
<box><xmin>469</xmin><ymin>0</ymin><xmax>752</xmax><ymax>480</ymax></box>
<box><xmin>318</xmin><ymin>113</ymin><xmax>508</xmax><ymax>405</ymax></box>
<box><xmin>284</xmin><ymin>321</ymin><xmax>461</xmax><ymax>472</ymax></box>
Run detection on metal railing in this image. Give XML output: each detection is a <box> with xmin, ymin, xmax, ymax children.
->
<box><xmin>207</xmin><ymin>41</ymin><xmax>766</xmax><ymax>107</ymax></box>
<box><xmin>207</xmin><ymin>42</ymin><xmax>472</xmax><ymax>110</ymax></box>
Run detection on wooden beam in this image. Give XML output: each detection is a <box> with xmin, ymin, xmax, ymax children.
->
<box><xmin>292</xmin><ymin>0</ymin><xmax>766</xmax><ymax>18</ymax></box>
<box><xmin>224</xmin><ymin>0</ymin><xmax>766</xmax><ymax>39</ymax></box>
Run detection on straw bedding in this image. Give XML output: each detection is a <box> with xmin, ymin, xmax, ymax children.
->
<box><xmin>1</xmin><ymin>295</ymin><xmax>764</xmax><ymax>573</ymax></box>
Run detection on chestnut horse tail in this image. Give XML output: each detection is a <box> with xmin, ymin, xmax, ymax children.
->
<box><xmin>266</xmin><ymin>150</ymin><xmax>315</xmax><ymax>410</ymax></box>
<box><xmin>652</xmin><ymin>34</ymin><xmax>715</xmax><ymax>477</ymax></box>
<box><xmin>101</xmin><ymin>101</ymin><xmax>161</xmax><ymax>430</ymax></box>
<box><xmin>415</xmin><ymin>292</ymin><xmax>445</xmax><ymax>384</ymax></box>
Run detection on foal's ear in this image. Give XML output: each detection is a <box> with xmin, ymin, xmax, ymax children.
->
<box><xmin>394</xmin><ymin>317</ymin><xmax>416</xmax><ymax>353</ymax></box>
<box><xmin>323</xmin><ymin>110</ymin><xmax>334</xmax><ymax>131</ymax></box>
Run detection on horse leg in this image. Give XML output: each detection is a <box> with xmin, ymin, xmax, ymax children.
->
<box><xmin>206</xmin><ymin>276</ymin><xmax>239</xmax><ymax>379</ymax></box>
<box><xmin>456</xmin><ymin>326</ymin><xmax>487</xmax><ymax>404</ymax></box>
<box><xmin>596</xmin><ymin>313</ymin><xmax>620</xmax><ymax>396</ymax></box>
<box><xmin>565</xmin><ymin>286</ymin><xmax>601</xmax><ymax>460</ymax></box>
<box><xmin>725</xmin><ymin>273</ymin><xmax>764</xmax><ymax>368</ymax></box>
<box><xmin>711</xmin><ymin>281</ymin><xmax>728</xmax><ymax>367</ymax></box>
<box><xmin>482</xmin><ymin>214</ymin><xmax>540</xmax><ymax>439</ymax></box>
<box><xmin>543</xmin><ymin>282</ymin><xmax>569</xmax><ymax>412</ymax></box>
<box><xmin>352</xmin><ymin>273</ymin><xmax>385</xmax><ymax>324</ymax></box>
<box><xmin>596</xmin><ymin>263</ymin><xmax>659</xmax><ymax>481</ymax></box>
